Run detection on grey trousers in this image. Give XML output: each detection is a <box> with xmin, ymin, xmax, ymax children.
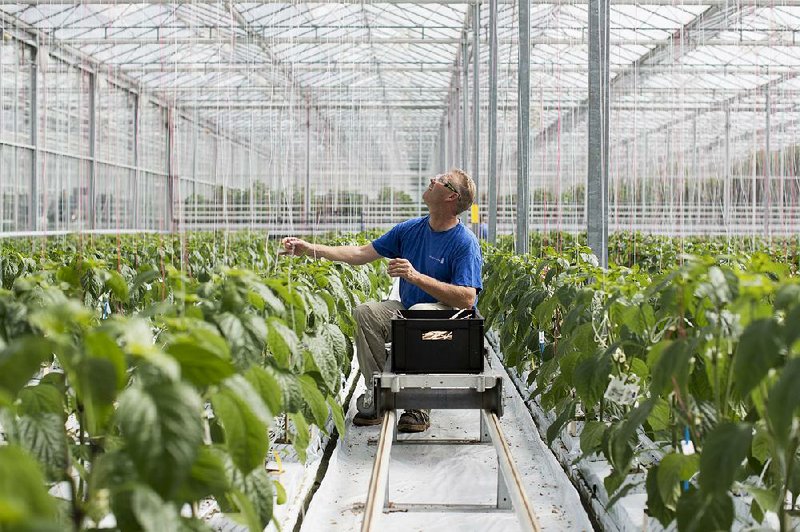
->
<box><xmin>353</xmin><ymin>300</ymin><xmax>452</xmax><ymax>384</ymax></box>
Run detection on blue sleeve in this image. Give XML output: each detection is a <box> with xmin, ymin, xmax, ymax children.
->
<box><xmin>371</xmin><ymin>224</ymin><xmax>404</xmax><ymax>259</ymax></box>
<box><xmin>450</xmin><ymin>239</ymin><xmax>483</xmax><ymax>291</ymax></box>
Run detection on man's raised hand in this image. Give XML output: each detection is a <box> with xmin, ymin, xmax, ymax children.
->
<box><xmin>387</xmin><ymin>258</ymin><xmax>419</xmax><ymax>281</ymax></box>
<box><xmin>280</xmin><ymin>237</ymin><xmax>312</xmax><ymax>256</ymax></box>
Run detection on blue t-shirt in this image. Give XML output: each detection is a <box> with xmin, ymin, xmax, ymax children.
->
<box><xmin>371</xmin><ymin>216</ymin><xmax>483</xmax><ymax>308</ymax></box>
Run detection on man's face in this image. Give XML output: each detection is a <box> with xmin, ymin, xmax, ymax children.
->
<box><xmin>422</xmin><ymin>173</ymin><xmax>460</xmax><ymax>207</ymax></box>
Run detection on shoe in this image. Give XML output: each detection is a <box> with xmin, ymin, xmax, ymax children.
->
<box><xmin>397</xmin><ymin>410</ymin><xmax>430</xmax><ymax>433</ymax></box>
<box><xmin>353</xmin><ymin>411</ymin><xmax>382</xmax><ymax>427</ymax></box>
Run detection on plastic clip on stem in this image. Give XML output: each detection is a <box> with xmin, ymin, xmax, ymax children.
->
<box><xmin>538</xmin><ymin>331</ymin><xmax>545</xmax><ymax>359</ymax></box>
<box><xmin>680</xmin><ymin>426</ymin><xmax>694</xmax><ymax>492</ymax></box>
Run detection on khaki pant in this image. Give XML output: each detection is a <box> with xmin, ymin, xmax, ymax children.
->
<box><xmin>353</xmin><ymin>300</ymin><xmax>452</xmax><ymax>384</ymax></box>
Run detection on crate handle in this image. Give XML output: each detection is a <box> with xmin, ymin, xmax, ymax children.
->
<box><xmin>421</xmin><ymin>330</ymin><xmax>453</xmax><ymax>341</ymax></box>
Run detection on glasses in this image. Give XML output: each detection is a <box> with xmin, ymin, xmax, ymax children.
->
<box><xmin>434</xmin><ymin>174</ymin><xmax>460</xmax><ymax>197</ymax></box>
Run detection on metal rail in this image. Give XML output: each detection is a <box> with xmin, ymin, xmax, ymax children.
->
<box><xmin>361</xmin><ymin>410</ymin><xmax>396</xmax><ymax>532</ymax></box>
<box><xmin>482</xmin><ymin>410</ymin><xmax>542</xmax><ymax>532</ymax></box>
<box><xmin>360</xmin><ymin>408</ymin><xmax>541</xmax><ymax>532</ymax></box>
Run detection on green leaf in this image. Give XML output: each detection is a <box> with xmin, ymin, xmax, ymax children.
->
<box><xmin>289</xmin><ymin>412</ymin><xmax>310</xmax><ymax>463</ymax></box>
<box><xmin>131</xmin><ymin>269</ymin><xmax>160</xmax><ymax>292</ymax></box>
<box><xmin>573</xmin><ymin>351</ymin><xmax>611</xmax><ymax>407</ymax></box>
<box><xmin>579</xmin><ymin>421</ymin><xmax>606</xmax><ymax>456</ymax></box>
<box><xmin>266</xmin><ymin>368</ymin><xmax>304</xmax><ymax>413</ymax></box>
<box><xmin>244</xmin><ymin>366</ymin><xmax>282</xmax><ymax>416</ymax></box>
<box><xmin>649</xmin><ymin>339</ymin><xmax>692</xmax><ymax>397</ymax></box>
<box><xmin>166</xmin><ymin>331</ymin><xmax>236</xmax><ymax>388</ymax></box>
<box><xmin>646</xmin><ymin>464</ymin><xmax>675</xmax><ymax>527</ymax></box>
<box><xmin>266</xmin><ymin>317</ymin><xmax>299</xmax><ymax>368</ymax></box>
<box><xmin>77</xmin><ymin>333</ymin><xmax>126</xmax><ymax>434</ymax></box>
<box><xmin>607</xmin><ymin>399</ymin><xmax>654</xmax><ymax>474</ymax></box>
<box><xmin>15</xmin><ymin>413</ymin><xmax>68</xmax><ymax>483</ymax></box>
<box><xmin>676</xmin><ymin>488</ymin><xmax>733</xmax><ymax>532</ymax></box>
<box><xmin>546</xmin><ymin>399</ymin><xmax>576</xmax><ymax>444</ymax></box>
<box><xmin>742</xmin><ymin>484</ymin><xmax>779</xmax><ymax>517</ymax></box>
<box><xmin>646</xmin><ymin>397</ymin><xmax>670</xmax><ymax>433</ymax></box>
<box><xmin>105</xmin><ymin>270</ymin><xmax>130</xmax><ymax>302</ymax></box>
<box><xmin>320</xmin><ymin>323</ymin><xmax>348</xmax><ymax>368</ymax></box>
<box><xmin>0</xmin><ymin>336</ymin><xmax>54</xmax><ymax>397</ymax></box>
<box><xmin>265</xmin><ymin>280</ymin><xmax>307</xmax><ymax>337</ymax></box>
<box><xmin>274</xmin><ymin>480</ymin><xmax>287</xmax><ymax>505</ymax></box>
<box><xmin>214</xmin><ymin>312</ymin><xmax>252</xmax><ymax>369</ymax></box>
<box><xmin>657</xmin><ymin>453</ymin><xmax>699</xmax><ymax>510</ymax></box>
<box><xmin>767</xmin><ymin>358</ymin><xmax>800</xmax><ymax>446</ymax></box>
<box><xmin>116</xmin><ymin>381</ymin><xmax>204</xmax><ymax>500</ymax></box>
<box><xmin>131</xmin><ymin>484</ymin><xmax>182</xmax><ymax>532</ymax></box>
<box><xmin>303</xmin><ymin>333</ymin><xmax>340</xmax><ymax>395</ymax></box>
<box><xmin>0</xmin><ymin>444</ymin><xmax>58</xmax><ymax>526</ymax></box>
<box><xmin>211</xmin><ymin>388</ymin><xmax>269</xmax><ymax>475</ymax></box>
<box><xmin>231</xmin><ymin>468</ymin><xmax>274</xmax><ymax>530</ymax></box>
<box><xmin>177</xmin><ymin>447</ymin><xmax>230</xmax><ymax>503</ymax></box>
<box><xmin>733</xmin><ymin>318</ymin><xmax>782</xmax><ymax>396</ymax></box>
<box><xmin>698</xmin><ymin>422</ymin><xmax>752</xmax><ymax>495</ymax></box>
<box><xmin>327</xmin><ymin>395</ymin><xmax>346</xmax><ymax>437</ymax></box>
<box><xmin>17</xmin><ymin>384</ymin><xmax>63</xmax><ymax>419</ymax></box>
<box><xmin>298</xmin><ymin>375</ymin><xmax>328</xmax><ymax>429</ymax></box>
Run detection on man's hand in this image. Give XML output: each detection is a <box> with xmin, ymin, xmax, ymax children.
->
<box><xmin>387</xmin><ymin>258</ymin><xmax>419</xmax><ymax>281</ymax></box>
<box><xmin>280</xmin><ymin>237</ymin><xmax>314</xmax><ymax>257</ymax></box>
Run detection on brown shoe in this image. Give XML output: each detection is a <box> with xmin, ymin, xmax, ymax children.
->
<box><xmin>353</xmin><ymin>411</ymin><xmax>382</xmax><ymax>427</ymax></box>
<box><xmin>397</xmin><ymin>410</ymin><xmax>430</xmax><ymax>433</ymax></box>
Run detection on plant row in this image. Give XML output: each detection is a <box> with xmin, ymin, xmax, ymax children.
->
<box><xmin>479</xmin><ymin>244</ymin><xmax>800</xmax><ymax>531</ymax></box>
<box><xmin>492</xmin><ymin>231</ymin><xmax>800</xmax><ymax>274</ymax></box>
<box><xmin>0</xmin><ymin>232</ymin><xmax>390</xmax><ymax>531</ymax></box>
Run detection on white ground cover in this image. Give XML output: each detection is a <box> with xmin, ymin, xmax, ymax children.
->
<box><xmin>300</xmin><ymin>352</ymin><xmax>593</xmax><ymax>531</ymax></box>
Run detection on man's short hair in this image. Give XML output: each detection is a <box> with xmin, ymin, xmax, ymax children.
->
<box><xmin>448</xmin><ymin>168</ymin><xmax>475</xmax><ymax>214</ymax></box>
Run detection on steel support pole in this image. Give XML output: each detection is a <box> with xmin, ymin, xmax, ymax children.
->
<box><xmin>587</xmin><ymin>0</ymin><xmax>609</xmax><ymax>267</ymax></box>
<box><xmin>472</xmin><ymin>0</ymin><xmax>481</xmax><ymax>234</ymax></box>
<box><xmin>166</xmin><ymin>108</ymin><xmax>174</xmax><ymax>232</ymax></box>
<box><xmin>29</xmin><ymin>47</ymin><xmax>39</xmax><ymax>231</ymax></box>
<box><xmin>88</xmin><ymin>71</ymin><xmax>97</xmax><ymax>230</ymax></box>
<box><xmin>305</xmin><ymin>106</ymin><xmax>311</xmax><ymax>225</ymax></box>
<box><xmin>516</xmin><ymin>0</ymin><xmax>530</xmax><ymax>255</ymax></box>
<box><xmin>461</xmin><ymin>36</ymin><xmax>469</xmax><ymax>171</ymax></box>
<box><xmin>765</xmin><ymin>87</ymin><xmax>771</xmax><ymax>236</ymax></box>
<box><xmin>724</xmin><ymin>103</ymin><xmax>731</xmax><ymax>229</ymax></box>
<box><xmin>132</xmin><ymin>92</ymin><xmax>141</xmax><ymax>230</ymax></box>
<box><xmin>418</xmin><ymin>119</ymin><xmax>423</xmax><ymax>216</ymax></box>
<box><xmin>439</xmin><ymin>119</ymin><xmax>446</xmax><ymax>172</ymax></box>
<box><xmin>488</xmin><ymin>0</ymin><xmax>498</xmax><ymax>244</ymax></box>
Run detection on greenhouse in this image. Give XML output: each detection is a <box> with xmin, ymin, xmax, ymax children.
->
<box><xmin>1</xmin><ymin>0</ymin><xmax>800</xmax><ymax>530</ymax></box>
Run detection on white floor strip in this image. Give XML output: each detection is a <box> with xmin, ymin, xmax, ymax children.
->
<box><xmin>300</xmin><ymin>351</ymin><xmax>594</xmax><ymax>531</ymax></box>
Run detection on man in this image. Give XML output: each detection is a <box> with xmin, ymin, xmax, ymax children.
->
<box><xmin>281</xmin><ymin>168</ymin><xmax>482</xmax><ymax>433</ymax></box>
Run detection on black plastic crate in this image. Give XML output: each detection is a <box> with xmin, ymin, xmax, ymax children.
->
<box><xmin>391</xmin><ymin>309</ymin><xmax>484</xmax><ymax>374</ymax></box>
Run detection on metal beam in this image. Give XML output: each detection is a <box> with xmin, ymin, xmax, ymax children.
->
<box><xmin>587</xmin><ymin>0</ymin><xmax>609</xmax><ymax>267</ymax></box>
<box><xmin>765</xmin><ymin>86</ymin><xmax>771</xmax><ymax>237</ymax></box>
<box><xmin>116</xmin><ymin>63</ymin><xmax>800</xmax><ymax>75</ymax></box>
<box><xmin>14</xmin><ymin>0</ymin><xmax>800</xmax><ymax>5</ymax></box>
<box><xmin>488</xmin><ymin>0</ymin><xmax>498</xmax><ymax>244</ymax></box>
<box><xmin>29</xmin><ymin>46</ymin><xmax>39</xmax><ymax>231</ymax></box>
<box><xmin>58</xmin><ymin>36</ymin><xmax>800</xmax><ymax>47</ymax></box>
<box><xmin>516</xmin><ymin>0</ymin><xmax>530</xmax><ymax>255</ymax></box>
<box><xmin>472</xmin><ymin>0</ymin><xmax>480</xmax><ymax>231</ymax></box>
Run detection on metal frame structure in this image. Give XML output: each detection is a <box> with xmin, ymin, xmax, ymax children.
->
<box><xmin>2</xmin><ymin>0</ymin><xmax>800</xmax><ymax>245</ymax></box>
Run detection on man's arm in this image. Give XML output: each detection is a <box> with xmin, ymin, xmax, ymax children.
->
<box><xmin>281</xmin><ymin>237</ymin><xmax>381</xmax><ymax>266</ymax></box>
<box><xmin>387</xmin><ymin>258</ymin><xmax>477</xmax><ymax>309</ymax></box>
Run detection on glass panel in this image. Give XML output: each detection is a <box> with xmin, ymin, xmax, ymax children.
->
<box><xmin>40</xmin><ymin>56</ymin><xmax>91</xmax><ymax>157</ymax></box>
<box><xmin>95</xmin><ymin>79</ymin><xmax>135</xmax><ymax>167</ymax></box>
<box><xmin>94</xmin><ymin>163</ymin><xmax>135</xmax><ymax>230</ymax></box>
<box><xmin>0</xmin><ymin>39</ymin><xmax>33</xmax><ymax>145</ymax></box>
<box><xmin>40</xmin><ymin>153</ymin><xmax>90</xmax><ymax>232</ymax></box>
<box><xmin>0</xmin><ymin>145</ymin><xmax>32</xmax><ymax>232</ymax></box>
